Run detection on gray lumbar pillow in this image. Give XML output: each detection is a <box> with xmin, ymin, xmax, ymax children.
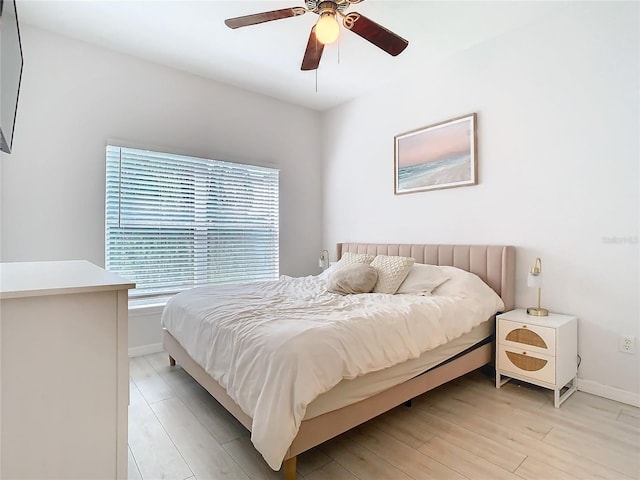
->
<box><xmin>327</xmin><ymin>263</ymin><xmax>378</xmax><ymax>295</ymax></box>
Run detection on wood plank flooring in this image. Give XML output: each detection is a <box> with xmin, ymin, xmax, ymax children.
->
<box><xmin>128</xmin><ymin>353</ymin><xmax>640</xmax><ymax>480</ymax></box>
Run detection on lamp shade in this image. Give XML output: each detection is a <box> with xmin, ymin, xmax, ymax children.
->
<box><xmin>315</xmin><ymin>13</ymin><xmax>339</xmax><ymax>44</ymax></box>
<box><xmin>527</xmin><ymin>272</ymin><xmax>543</xmax><ymax>288</ymax></box>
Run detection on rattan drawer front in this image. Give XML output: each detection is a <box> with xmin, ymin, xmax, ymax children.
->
<box><xmin>498</xmin><ymin>319</ymin><xmax>556</xmax><ymax>355</ymax></box>
<box><xmin>497</xmin><ymin>344</ymin><xmax>555</xmax><ymax>385</ymax></box>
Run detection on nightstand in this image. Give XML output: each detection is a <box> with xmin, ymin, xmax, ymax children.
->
<box><xmin>495</xmin><ymin>309</ymin><xmax>578</xmax><ymax>408</ymax></box>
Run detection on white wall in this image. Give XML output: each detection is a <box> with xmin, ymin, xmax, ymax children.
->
<box><xmin>1</xmin><ymin>26</ymin><xmax>323</xmax><ymax>349</ymax></box>
<box><xmin>322</xmin><ymin>2</ymin><xmax>639</xmax><ymax>401</ymax></box>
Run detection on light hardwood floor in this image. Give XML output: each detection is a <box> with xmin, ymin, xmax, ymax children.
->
<box><xmin>128</xmin><ymin>352</ymin><xmax>640</xmax><ymax>480</ymax></box>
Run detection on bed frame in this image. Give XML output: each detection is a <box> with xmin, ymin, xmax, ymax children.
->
<box><xmin>162</xmin><ymin>243</ymin><xmax>515</xmax><ymax>480</ymax></box>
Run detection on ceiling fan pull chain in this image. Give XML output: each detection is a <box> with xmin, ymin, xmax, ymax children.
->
<box><xmin>315</xmin><ymin>67</ymin><xmax>318</xmax><ymax>93</ymax></box>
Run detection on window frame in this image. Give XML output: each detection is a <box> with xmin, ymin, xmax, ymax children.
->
<box><xmin>105</xmin><ymin>145</ymin><xmax>280</xmax><ymax>301</ymax></box>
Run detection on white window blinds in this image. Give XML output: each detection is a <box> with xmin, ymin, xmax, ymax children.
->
<box><xmin>105</xmin><ymin>145</ymin><xmax>279</xmax><ymax>299</ymax></box>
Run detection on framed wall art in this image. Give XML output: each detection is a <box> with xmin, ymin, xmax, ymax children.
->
<box><xmin>394</xmin><ymin>113</ymin><xmax>477</xmax><ymax>194</ymax></box>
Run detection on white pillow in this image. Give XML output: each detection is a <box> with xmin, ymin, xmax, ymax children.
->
<box><xmin>327</xmin><ymin>263</ymin><xmax>378</xmax><ymax>295</ymax></box>
<box><xmin>396</xmin><ymin>263</ymin><xmax>450</xmax><ymax>295</ymax></box>
<box><xmin>370</xmin><ymin>255</ymin><xmax>415</xmax><ymax>294</ymax></box>
<box><xmin>432</xmin><ymin>266</ymin><xmax>505</xmax><ymax>312</ymax></box>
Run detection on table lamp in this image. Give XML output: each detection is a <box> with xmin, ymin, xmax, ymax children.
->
<box><xmin>527</xmin><ymin>257</ymin><xmax>549</xmax><ymax>316</ymax></box>
<box><xmin>318</xmin><ymin>249</ymin><xmax>329</xmax><ymax>270</ymax></box>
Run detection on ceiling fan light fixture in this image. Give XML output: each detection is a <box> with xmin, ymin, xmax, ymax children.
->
<box><xmin>315</xmin><ymin>12</ymin><xmax>339</xmax><ymax>44</ymax></box>
<box><xmin>224</xmin><ymin>0</ymin><xmax>410</xmax><ymax>72</ymax></box>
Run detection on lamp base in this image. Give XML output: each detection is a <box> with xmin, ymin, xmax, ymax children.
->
<box><xmin>527</xmin><ymin>307</ymin><xmax>549</xmax><ymax>317</ymax></box>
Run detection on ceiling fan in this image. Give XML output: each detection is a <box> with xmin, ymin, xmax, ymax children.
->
<box><xmin>224</xmin><ymin>0</ymin><xmax>409</xmax><ymax>71</ymax></box>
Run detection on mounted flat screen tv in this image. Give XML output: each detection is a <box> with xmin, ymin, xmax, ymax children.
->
<box><xmin>0</xmin><ymin>0</ymin><xmax>23</xmax><ymax>154</ymax></box>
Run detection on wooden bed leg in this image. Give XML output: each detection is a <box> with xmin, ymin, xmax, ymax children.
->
<box><xmin>169</xmin><ymin>355</ymin><xmax>176</xmax><ymax>367</ymax></box>
<box><xmin>282</xmin><ymin>456</ymin><xmax>297</xmax><ymax>480</ymax></box>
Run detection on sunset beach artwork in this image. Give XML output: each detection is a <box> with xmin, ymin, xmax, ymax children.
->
<box><xmin>394</xmin><ymin>113</ymin><xmax>477</xmax><ymax>194</ymax></box>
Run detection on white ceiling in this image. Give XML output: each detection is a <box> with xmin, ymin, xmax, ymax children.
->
<box><xmin>18</xmin><ymin>1</ymin><xmax>565</xmax><ymax>111</ymax></box>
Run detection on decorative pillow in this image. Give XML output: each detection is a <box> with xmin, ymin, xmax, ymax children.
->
<box><xmin>370</xmin><ymin>255</ymin><xmax>415</xmax><ymax>294</ymax></box>
<box><xmin>396</xmin><ymin>263</ymin><xmax>450</xmax><ymax>295</ymax></box>
<box><xmin>334</xmin><ymin>252</ymin><xmax>375</xmax><ymax>270</ymax></box>
<box><xmin>327</xmin><ymin>263</ymin><xmax>378</xmax><ymax>295</ymax></box>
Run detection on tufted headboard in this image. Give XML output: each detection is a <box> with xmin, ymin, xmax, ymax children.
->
<box><xmin>336</xmin><ymin>243</ymin><xmax>516</xmax><ymax>312</ymax></box>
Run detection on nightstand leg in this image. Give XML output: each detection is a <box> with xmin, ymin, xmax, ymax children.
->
<box><xmin>496</xmin><ymin>371</ymin><xmax>511</xmax><ymax>388</ymax></box>
<box><xmin>554</xmin><ymin>377</ymin><xmax>578</xmax><ymax>408</ymax></box>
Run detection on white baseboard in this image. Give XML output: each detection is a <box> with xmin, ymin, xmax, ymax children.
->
<box><xmin>577</xmin><ymin>378</ymin><xmax>640</xmax><ymax>407</ymax></box>
<box><xmin>128</xmin><ymin>343</ymin><xmax>163</xmax><ymax>358</ymax></box>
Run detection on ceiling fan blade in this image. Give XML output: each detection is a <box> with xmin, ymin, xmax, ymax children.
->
<box><xmin>225</xmin><ymin>7</ymin><xmax>306</xmax><ymax>29</ymax></box>
<box><xmin>342</xmin><ymin>12</ymin><xmax>408</xmax><ymax>56</ymax></box>
<box><xmin>301</xmin><ymin>27</ymin><xmax>325</xmax><ymax>71</ymax></box>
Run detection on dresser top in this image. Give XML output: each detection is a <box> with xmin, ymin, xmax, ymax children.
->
<box><xmin>498</xmin><ymin>308</ymin><xmax>577</xmax><ymax>328</ymax></box>
<box><xmin>0</xmin><ymin>260</ymin><xmax>135</xmax><ymax>299</ymax></box>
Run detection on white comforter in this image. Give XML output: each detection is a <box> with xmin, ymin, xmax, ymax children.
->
<box><xmin>161</xmin><ymin>271</ymin><xmax>504</xmax><ymax>470</ymax></box>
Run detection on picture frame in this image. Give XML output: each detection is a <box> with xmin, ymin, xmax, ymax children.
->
<box><xmin>394</xmin><ymin>113</ymin><xmax>477</xmax><ymax>194</ymax></box>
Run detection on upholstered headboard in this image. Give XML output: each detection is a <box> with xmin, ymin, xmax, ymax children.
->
<box><xmin>336</xmin><ymin>243</ymin><xmax>516</xmax><ymax>312</ymax></box>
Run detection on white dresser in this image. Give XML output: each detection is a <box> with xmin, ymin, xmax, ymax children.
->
<box><xmin>495</xmin><ymin>309</ymin><xmax>578</xmax><ymax>408</ymax></box>
<box><xmin>0</xmin><ymin>260</ymin><xmax>134</xmax><ymax>479</ymax></box>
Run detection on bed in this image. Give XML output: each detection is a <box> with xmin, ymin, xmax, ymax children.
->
<box><xmin>161</xmin><ymin>243</ymin><xmax>515</xmax><ymax>479</ymax></box>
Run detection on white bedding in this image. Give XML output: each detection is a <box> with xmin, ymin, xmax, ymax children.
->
<box><xmin>161</xmin><ymin>270</ymin><xmax>504</xmax><ymax>470</ymax></box>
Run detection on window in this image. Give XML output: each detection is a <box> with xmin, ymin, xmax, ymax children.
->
<box><xmin>105</xmin><ymin>145</ymin><xmax>279</xmax><ymax>300</ymax></box>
